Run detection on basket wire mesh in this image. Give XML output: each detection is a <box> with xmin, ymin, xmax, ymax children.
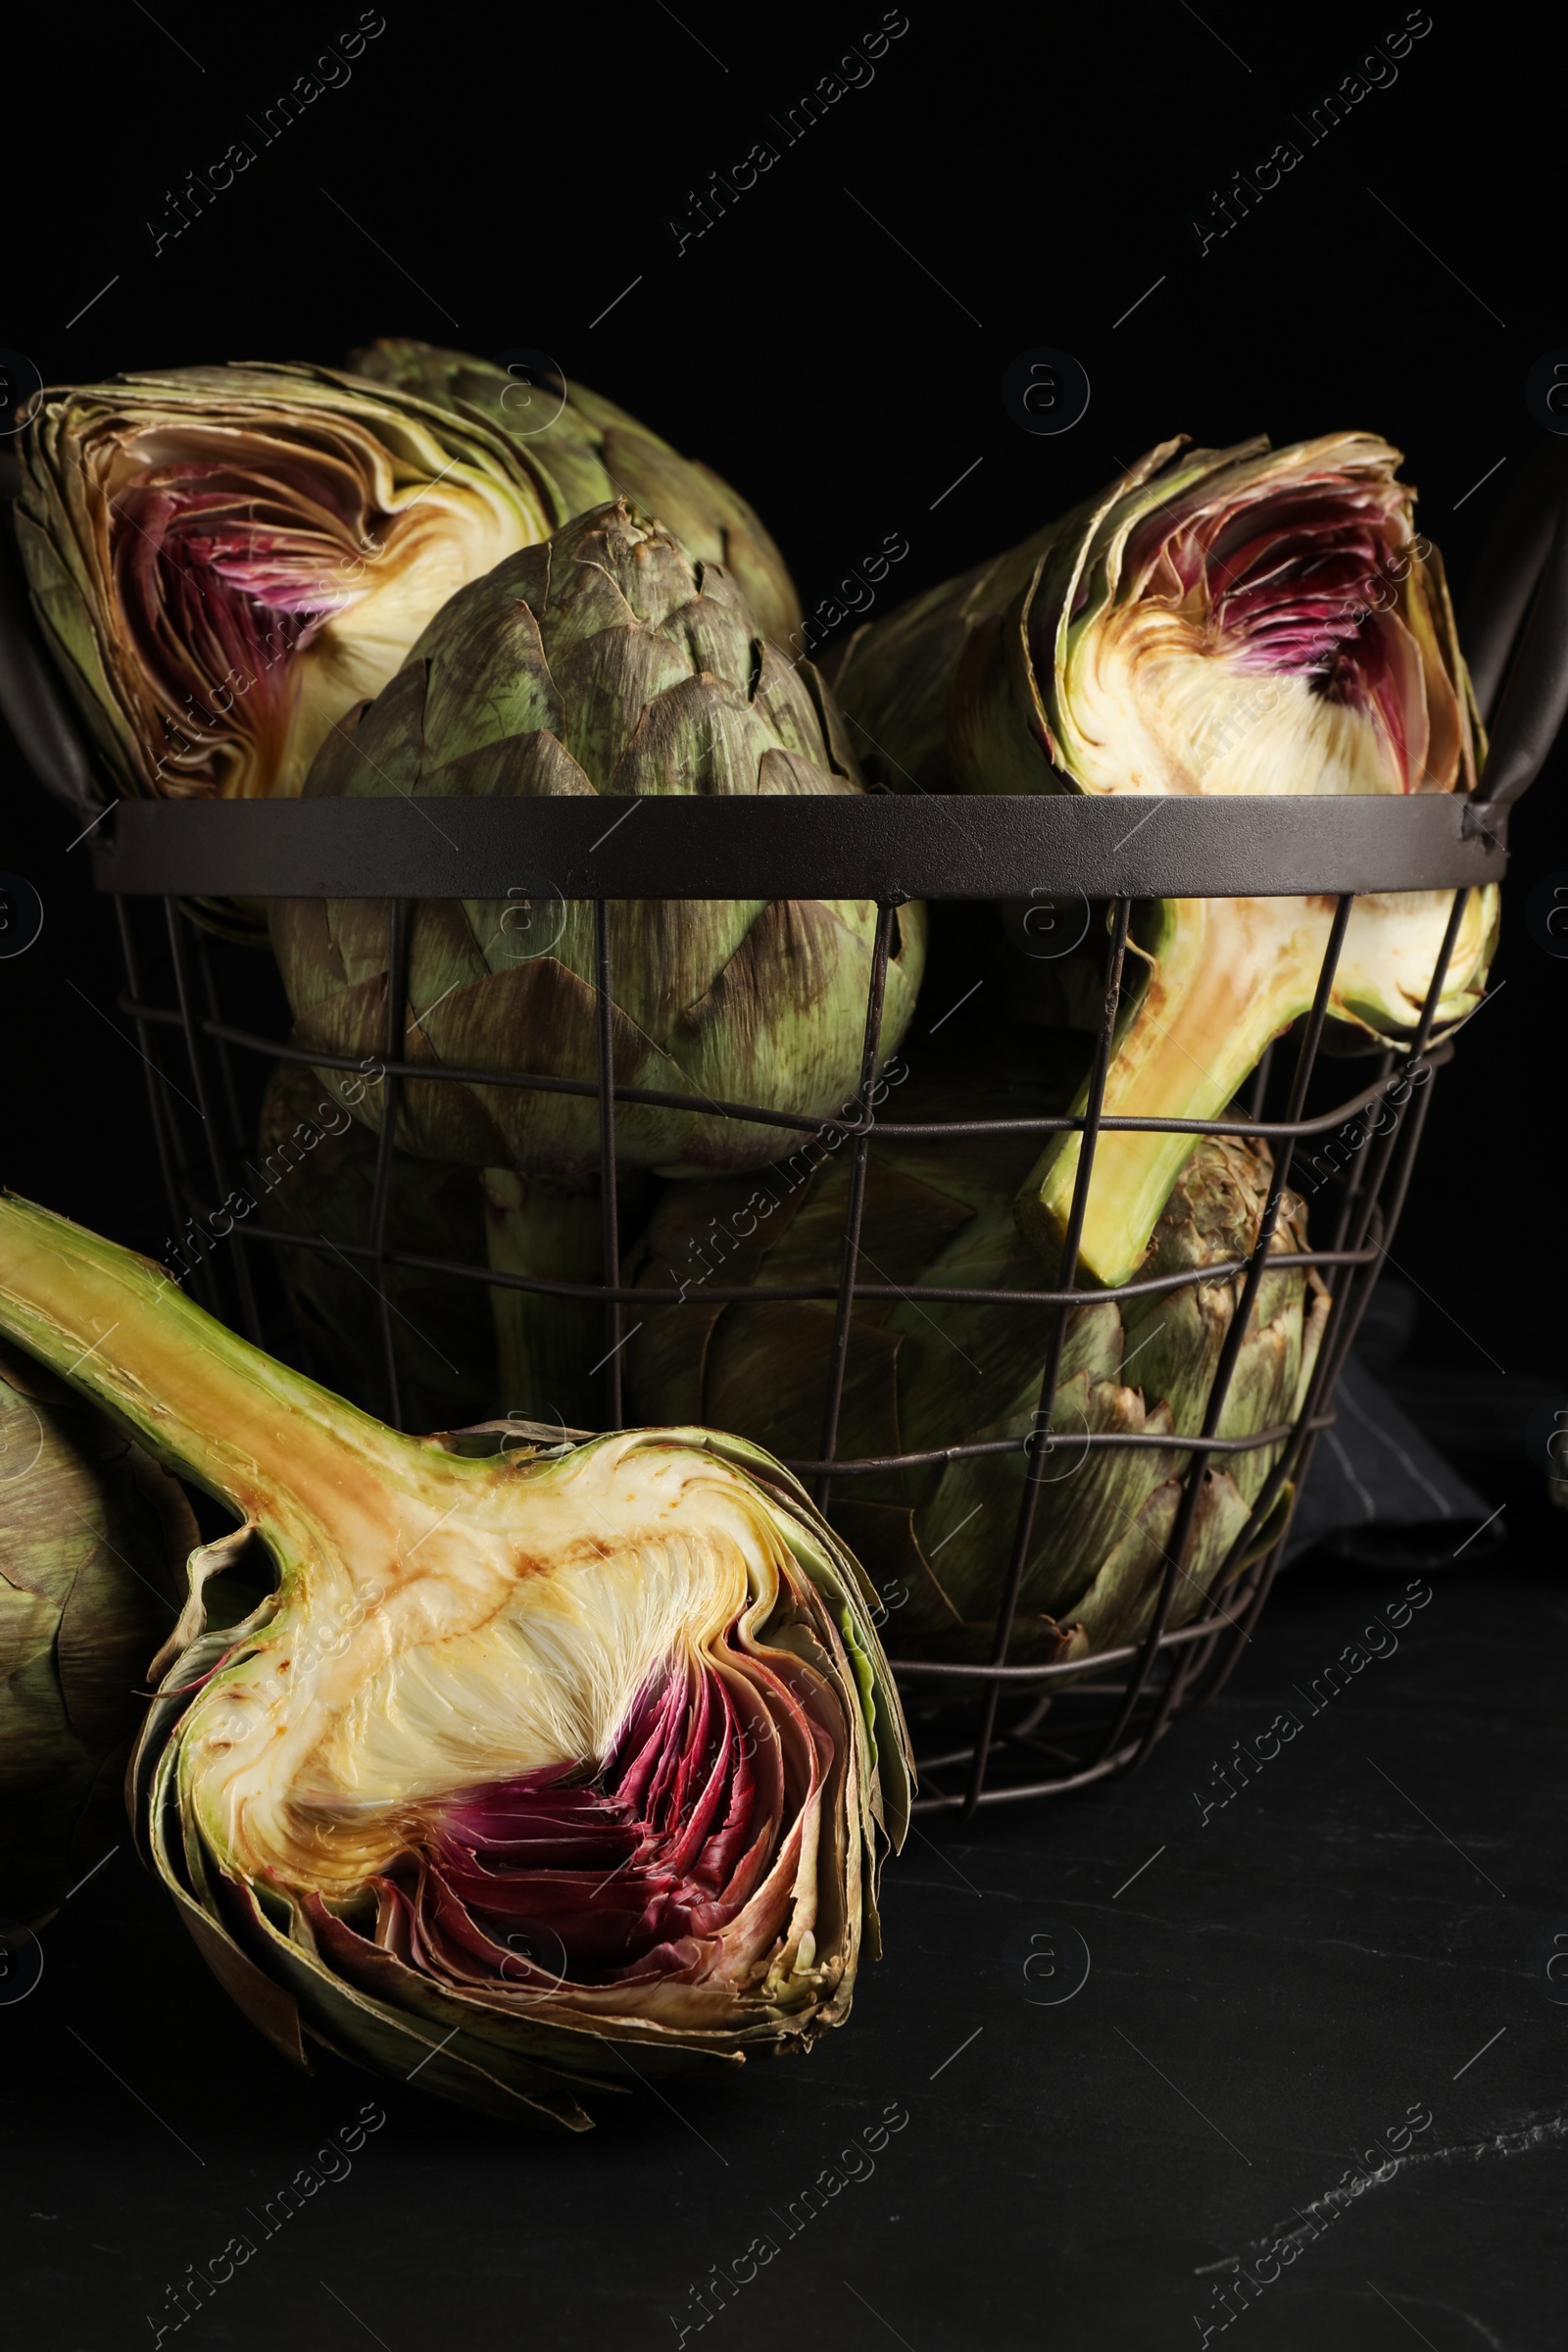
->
<box><xmin>106</xmin><ymin>867</ymin><xmax>1469</xmax><ymax>1814</ymax></box>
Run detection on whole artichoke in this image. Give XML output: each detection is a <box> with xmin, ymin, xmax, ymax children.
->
<box><xmin>626</xmin><ymin>1039</ymin><xmax>1327</xmax><ymax>1664</ymax></box>
<box><xmin>272</xmin><ymin>501</ymin><xmax>926</xmax><ymax>1181</ymax></box>
<box><xmin>0</xmin><ymin>1195</ymin><xmax>909</xmax><ymax>2127</ymax></box>
<box><xmin>0</xmin><ymin>1341</ymin><xmax>192</xmax><ymax>1928</ymax></box>
<box><xmin>833</xmin><ymin>432</ymin><xmax>1498</xmax><ymax>1284</ymax></box>
<box><xmin>16</xmin><ymin>357</ymin><xmax>798</xmax><ymax>802</ymax></box>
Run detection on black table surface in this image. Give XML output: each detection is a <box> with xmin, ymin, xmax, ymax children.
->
<box><xmin>7</xmin><ymin>1535</ymin><xmax>1564</xmax><ymax>2352</ymax></box>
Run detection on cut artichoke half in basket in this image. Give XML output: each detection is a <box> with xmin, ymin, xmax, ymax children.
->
<box><xmin>832</xmin><ymin>429</ymin><xmax>1497</xmax><ymax>1284</ymax></box>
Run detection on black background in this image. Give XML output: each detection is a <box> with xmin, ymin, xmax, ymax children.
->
<box><xmin>3</xmin><ymin>3</ymin><xmax>1566</xmax><ymax>2347</ymax></box>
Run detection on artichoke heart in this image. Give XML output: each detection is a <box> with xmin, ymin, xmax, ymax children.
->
<box><xmin>0</xmin><ymin>1194</ymin><xmax>909</xmax><ymax>2129</ymax></box>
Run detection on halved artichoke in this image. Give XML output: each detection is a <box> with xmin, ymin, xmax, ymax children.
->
<box><xmin>0</xmin><ymin>1194</ymin><xmax>909</xmax><ymax>2127</ymax></box>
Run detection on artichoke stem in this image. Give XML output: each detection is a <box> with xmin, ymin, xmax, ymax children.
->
<box><xmin>1014</xmin><ymin>883</ymin><xmax>1494</xmax><ymax>1289</ymax></box>
<box><xmin>1015</xmin><ymin>898</ymin><xmax>1314</xmax><ymax>1288</ymax></box>
<box><xmin>0</xmin><ymin>1194</ymin><xmax>426</xmax><ymax>1539</ymax></box>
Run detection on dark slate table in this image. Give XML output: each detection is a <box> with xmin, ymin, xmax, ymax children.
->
<box><xmin>8</xmin><ymin>1511</ymin><xmax>1564</xmax><ymax>2352</ymax></box>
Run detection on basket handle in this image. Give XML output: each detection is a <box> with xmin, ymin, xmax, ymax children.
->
<box><xmin>1461</xmin><ymin>438</ymin><xmax>1568</xmax><ymax>808</ymax></box>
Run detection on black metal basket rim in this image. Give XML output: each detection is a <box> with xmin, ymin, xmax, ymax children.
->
<box><xmin>88</xmin><ymin>788</ymin><xmax>1507</xmax><ymax>902</ymax></box>
<box><xmin>147</xmin><ymin>1004</ymin><xmax>1453</xmax><ymax>1146</ymax></box>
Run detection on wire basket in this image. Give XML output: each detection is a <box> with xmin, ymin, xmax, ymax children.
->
<box><xmin>3</xmin><ymin>451</ymin><xmax>1564</xmax><ymax>1815</ymax></box>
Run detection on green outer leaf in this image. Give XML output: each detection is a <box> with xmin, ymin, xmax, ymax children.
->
<box><xmin>0</xmin><ymin>1339</ymin><xmax>192</xmax><ymax>1926</ymax></box>
<box><xmin>480</xmin><ymin>1169</ymin><xmax>605</xmax><ymax>1432</ymax></box>
<box><xmin>258</xmin><ymin>1062</ymin><xmax>499</xmax><ymax>1429</ymax></box>
<box><xmin>344</xmin><ymin>337</ymin><xmax>802</xmax><ymax>648</ymax></box>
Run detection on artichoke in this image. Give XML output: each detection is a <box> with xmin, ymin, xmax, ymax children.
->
<box><xmin>625</xmin><ymin>1037</ymin><xmax>1327</xmax><ymax>1664</ymax></box>
<box><xmin>272</xmin><ymin>501</ymin><xmax>926</xmax><ymax>1181</ymax></box>
<box><xmin>0</xmin><ymin>1194</ymin><xmax>909</xmax><ymax>2127</ymax></box>
<box><xmin>15</xmin><ymin>356</ymin><xmax>798</xmax><ymax>802</ymax></box>
<box><xmin>834</xmin><ymin>432</ymin><xmax>1498</xmax><ymax>1284</ymax></box>
<box><xmin>347</xmin><ymin>338</ymin><xmax>801</xmax><ymax>649</ymax></box>
<box><xmin>1</xmin><ymin>1341</ymin><xmax>191</xmax><ymax>1928</ymax></box>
